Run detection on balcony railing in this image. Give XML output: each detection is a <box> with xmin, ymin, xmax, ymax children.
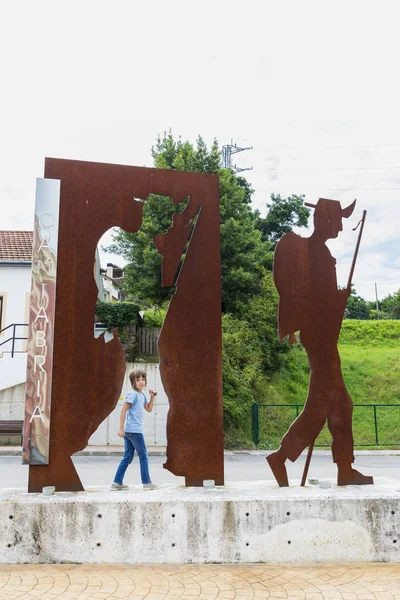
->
<box><xmin>0</xmin><ymin>324</ymin><xmax>28</xmax><ymax>358</ymax></box>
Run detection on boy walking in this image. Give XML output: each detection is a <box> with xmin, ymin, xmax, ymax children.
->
<box><xmin>111</xmin><ymin>368</ymin><xmax>158</xmax><ymax>491</ymax></box>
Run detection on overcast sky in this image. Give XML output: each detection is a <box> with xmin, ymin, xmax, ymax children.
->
<box><xmin>1</xmin><ymin>0</ymin><xmax>400</xmax><ymax>301</ymax></box>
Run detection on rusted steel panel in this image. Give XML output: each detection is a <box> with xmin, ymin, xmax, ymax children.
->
<box><xmin>28</xmin><ymin>158</ymin><xmax>224</xmax><ymax>492</ymax></box>
<box><xmin>267</xmin><ymin>198</ymin><xmax>373</xmax><ymax>488</ymax></box>
<box><xmin>155</xmin><ymin>183</ymin><xmax>224</xmax><ymax>486</ymax></box>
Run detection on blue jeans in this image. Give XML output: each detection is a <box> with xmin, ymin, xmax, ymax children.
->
<box><xmin>113</xmin><ymin>433</ymin><xmax>151</xmax><ymax>485</ymax></box>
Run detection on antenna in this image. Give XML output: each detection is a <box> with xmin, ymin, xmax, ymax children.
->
<box><xmin>222</xmin><ymin>139</ymin><xmax>253</xmax><ymax>173</ymax></box>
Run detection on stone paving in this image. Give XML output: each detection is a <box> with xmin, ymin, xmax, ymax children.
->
<box><xmin>0</xmin><ymin>563</ymin><xmax>400</xmax><ymax>600</ymax></box>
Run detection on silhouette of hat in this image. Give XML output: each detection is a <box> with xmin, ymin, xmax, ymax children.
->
<box><xmin>305</xmin><ymin>198</ymin><xmax>356</xmax><ymax>218</ymax></box>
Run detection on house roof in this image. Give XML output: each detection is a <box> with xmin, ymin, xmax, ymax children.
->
<box><xmin>101</xmin><ymin>263</ymin><xmax>124</xmax><ymax>282</ymax></box>
<box><xmin>0</xmin><ymin>231</ymin><xmax>33</xmax><ymax>262</ymax></box>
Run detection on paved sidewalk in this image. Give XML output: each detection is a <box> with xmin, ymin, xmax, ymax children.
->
<box><xmin>0</xmin><ymin>563</ymin><xmax>400</xmax><ymax>599</ymax></box>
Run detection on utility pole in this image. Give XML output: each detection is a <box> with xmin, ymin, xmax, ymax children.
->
<box><xmin>222</xmin><ymin>139</ymin><xmax>253</xmax><ymax>173</ymax></box>
<box><xmin>375</xmin><ymin>282</ymin><xmax>379</xmax><ymax>319</ymax></box>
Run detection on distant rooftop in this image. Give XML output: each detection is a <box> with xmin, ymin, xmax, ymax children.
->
<box><xmin>0</xmin><ymin>231</ymin><xmax>33</xmax><ymax>262</ymax></box>
<box><xmin>101</xmin><ymin>263</ymin><xmax>124</xmax><ymax>280</ymax></box>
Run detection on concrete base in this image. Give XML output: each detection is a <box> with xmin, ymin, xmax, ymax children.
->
<box><xmin>1</xmin><ymin>478</ymin><xmax>399</xmax><ymax>564</ymax></box>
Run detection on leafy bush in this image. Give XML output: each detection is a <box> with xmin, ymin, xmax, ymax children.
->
<box><xmin>222</xmin><ymin>314</ymin><xmax>263</xmax><ymax>426</ymax></box>
<box><xmin>95</xmin><ymin>301</ymin><xmax>141</xmax><ymax>331</ymax></box>
<box><xmin>221</xmin><ymin>272</ymin><xmax>291</xmax><ymax>445</ymax></box>
<box><xmin>339</xmin><ymin>320</ymin><xmax>400</xmax><ymax>346</ymax></box>
<box><xmin>143</xmin><ymin>308</ymin><xmax>167</xmax><ymax>328</ymax></box>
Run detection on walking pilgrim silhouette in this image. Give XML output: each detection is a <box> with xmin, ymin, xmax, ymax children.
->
<box><xmin>267</xmin><ymin>198</ymin><xmax>374</xmax><ymax>487</ymax></box>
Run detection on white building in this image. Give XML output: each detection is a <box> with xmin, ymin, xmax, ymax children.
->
<box><xmin>0</xmin><ymin>230</ymin><xmax>32</xmax><ymax>350</ymax></box>
<box><xmin>101</xmin><ymin>262</ymin><xmax>124</xmax><ymax>302</ymax></box>
<box><xmin>0</xmin><ymin>231</ymin><xmax>32</xmax><ymax>394</ymax></box>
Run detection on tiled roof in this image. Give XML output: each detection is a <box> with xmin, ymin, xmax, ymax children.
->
<box><xmin>0</xmin><ymin>231</ymin><xmax>33</xmax><ymax>261</ymax></box>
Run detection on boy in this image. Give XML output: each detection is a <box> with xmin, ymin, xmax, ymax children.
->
<box><xmin>111</xmin><ymin>368</ymin><xmax>158</xmax><ymax>490</ymax></box>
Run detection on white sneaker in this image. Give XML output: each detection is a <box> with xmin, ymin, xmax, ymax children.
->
<box><xmin>143</xmin><ymin>483</ymin><xmax>158</xmax><ymax>491</ymax></box>
<box><xmin>111</xmin><ymin>482</ymin><xmax>129</xmax><ymax>490</ymax></box>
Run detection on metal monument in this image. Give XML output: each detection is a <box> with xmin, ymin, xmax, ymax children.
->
<box><xmin>24</xmin><ymin>158</ymin><xmax>224</xmax><ymax>492</ymax></box>
<box><xmin>267</xmin><ymin>198</ymin><xmax>374</xmax><ymax>487</ymax></box>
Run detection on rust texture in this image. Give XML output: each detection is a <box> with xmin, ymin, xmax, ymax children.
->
<box><xmin>28</xmin><ymin>158</ymin><xmax>224</xmax><ymax>492</ymax></box>
<box><xmin>267</xmin><ymin>198</ymin><xmax>373</xmax><ymax>487</ymax></box>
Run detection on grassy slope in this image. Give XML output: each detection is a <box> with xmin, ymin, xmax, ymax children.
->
<box><xmin>257</xmin><ymin>321</ymin><xmax>400</xmax><ymax>449</ymax></box>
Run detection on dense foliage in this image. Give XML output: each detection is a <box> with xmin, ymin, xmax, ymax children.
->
<box><xmin>379</xmin><ymin>289</ymin><xmax>400</xmax><ymax>319</ymax></box>
<box><xmin>254</xmin><ymin>193</ymin><xmax>310</xmax><ymax>246</ymax></box>
<box><xmin>339</xmin><ymin>319</ymin><xmax>400</xmax><ymax>346</ymax></box>
<box><xmin>143</xmin><ymin>308</ymin><xmax>167</xmax><ymax>328</ymax></box>
<box><xmin>345</xmin><ymin>288</ymin><xmax>400</xmax><ymax>320</ymax></box>
<box><xmin>95</xmin><ymin>301</ymin><xmax>141</xmax><ymax>331</ymax></box>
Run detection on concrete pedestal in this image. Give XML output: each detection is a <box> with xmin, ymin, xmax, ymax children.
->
<box><xmin>1</xmin><ymin>478</ymin><xmax>399</xmax><ymax>564</ymax></box>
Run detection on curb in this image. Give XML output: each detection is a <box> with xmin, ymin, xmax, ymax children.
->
<box><xmin>1</xmin><ymin>447</ymin><xmax>400</xmax><ymax>457</ymax></box>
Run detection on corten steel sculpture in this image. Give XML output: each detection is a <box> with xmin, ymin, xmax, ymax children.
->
<box><xmin>267</xmin><ymin>198</ymin><xmax>374</xmax><ymax>487</ymax></box>
<box><xmin>27</xmin><ymin>157</ymin><xmax>224</xmax><ymax>492</ymax></box>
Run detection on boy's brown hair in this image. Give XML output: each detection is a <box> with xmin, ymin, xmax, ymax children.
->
<box><xmin>129</xmin><ymin>368</ymin><xmax>147</xmax><ymax>390</ymax></box>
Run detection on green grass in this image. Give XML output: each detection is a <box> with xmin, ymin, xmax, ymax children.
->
<box><xmin>340</xmin><ymin>344</ymin><xmax>400</xmax><ymax>447</ymax></box>
<box><xmin>256</xmin><ymin>340</ymin><xmax>400</xmax><ymax>450</ymax></box>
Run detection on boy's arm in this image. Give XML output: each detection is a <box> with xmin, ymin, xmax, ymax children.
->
<box><xmin>118</xmin><ymin>402</ymin><xmax>130</xmax><ymax>437</ymax></box>
<box><xmin>144</xmin><ymin>389</ymin><xmax>157</xmax><ymax>413</ymax></box>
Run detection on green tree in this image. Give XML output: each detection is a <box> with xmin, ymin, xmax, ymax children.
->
<box><xmin>152</xmin><ymin>131</ymin><xmax>221</xmax><ymax>173</ymax></box>
<box><xmin>379</xmin><ymin>289</ymin><xmax>400</xmax><ymax>319</ymax></box>
<box><xmin>345</xmin><ymin>289</ymin><xmax>373</xmax><ymax>320</ymax></box>
<box><xmin>108</xmin><ymin>194</ymin><xmax>176</xmax><ymax>305</ymax></box>
<box><xmin>219</xmin><ymin>169</ymin><xmax>273</xmax><ymax>314</ymax></box>
<box><xmin>255</xmin><ymin>193</ymin><xmax>311</xmax><ymax>246</ymax></box>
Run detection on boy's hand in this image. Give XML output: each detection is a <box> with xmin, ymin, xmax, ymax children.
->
<box><xmin>118</xmin><ymin>429</ymin><xmax>124</xmax><ymax>438</ymax></box>
<box><xmin>149</xmin><ymin>389</ymin><xmax>158</xmax><ymax>397</ymax></box>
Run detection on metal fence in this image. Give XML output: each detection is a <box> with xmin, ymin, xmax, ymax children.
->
<box><xmin>252</xmin><ymin>403</ymin><xmax>400</xmax><ymax>447</ymax></box>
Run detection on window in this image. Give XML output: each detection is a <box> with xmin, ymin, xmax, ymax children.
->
<box><xmin>0</xmin><ymin>293</ymin><xmax>6</xmax><ymax>336</ymax></box>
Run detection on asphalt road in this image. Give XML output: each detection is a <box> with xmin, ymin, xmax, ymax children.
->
<box><xmin>1</xmin><ymin>452</ymin><xmax>399</xmax><ymax>489</ymax></box>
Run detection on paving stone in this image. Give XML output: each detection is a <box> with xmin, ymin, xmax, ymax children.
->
<box><xmin>0</xmin><ymin>564</ymin><xmax>399</xmax><ymax>598</ymax></box>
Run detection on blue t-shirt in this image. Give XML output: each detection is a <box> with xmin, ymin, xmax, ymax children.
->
<box><xmin>124</xmin><ymin>390</ymin><xmax>149</xmax><ymax>433</ymax></box>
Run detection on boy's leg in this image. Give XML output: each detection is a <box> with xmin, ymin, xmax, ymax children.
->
<box><xmin>113</xmin><ymin>434</ymin><xmax>135</xmax><ymax>485</ymax></box>
<box><xmin>131</xmin><ymin>433</ymin><xmax>151</xmax><ymax>484</ymax></box>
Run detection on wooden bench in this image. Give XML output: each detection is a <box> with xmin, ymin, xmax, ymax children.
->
<box><xmin>0</xmin><ymin>420</ymin><xmax>24</xmax><ymax>444</ymax></box>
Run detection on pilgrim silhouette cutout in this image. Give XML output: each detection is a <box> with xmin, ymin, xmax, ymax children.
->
<box><xmin>267</xmin><ymin>198</ymin><xmax>374</xmax><ymax>487</ymax></box>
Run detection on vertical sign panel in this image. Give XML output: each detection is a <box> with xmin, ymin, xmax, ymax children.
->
<box><xmin>22</xmin><ymin>178</ymin><xmax>60</xmax><ymax>465</ymax></box>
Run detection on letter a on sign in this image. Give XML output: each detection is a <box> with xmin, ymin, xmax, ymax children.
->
<box><xmin>30</xmin><ymin>405</ymin><xmax>45</xmax><ymax>423</ymax></box>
